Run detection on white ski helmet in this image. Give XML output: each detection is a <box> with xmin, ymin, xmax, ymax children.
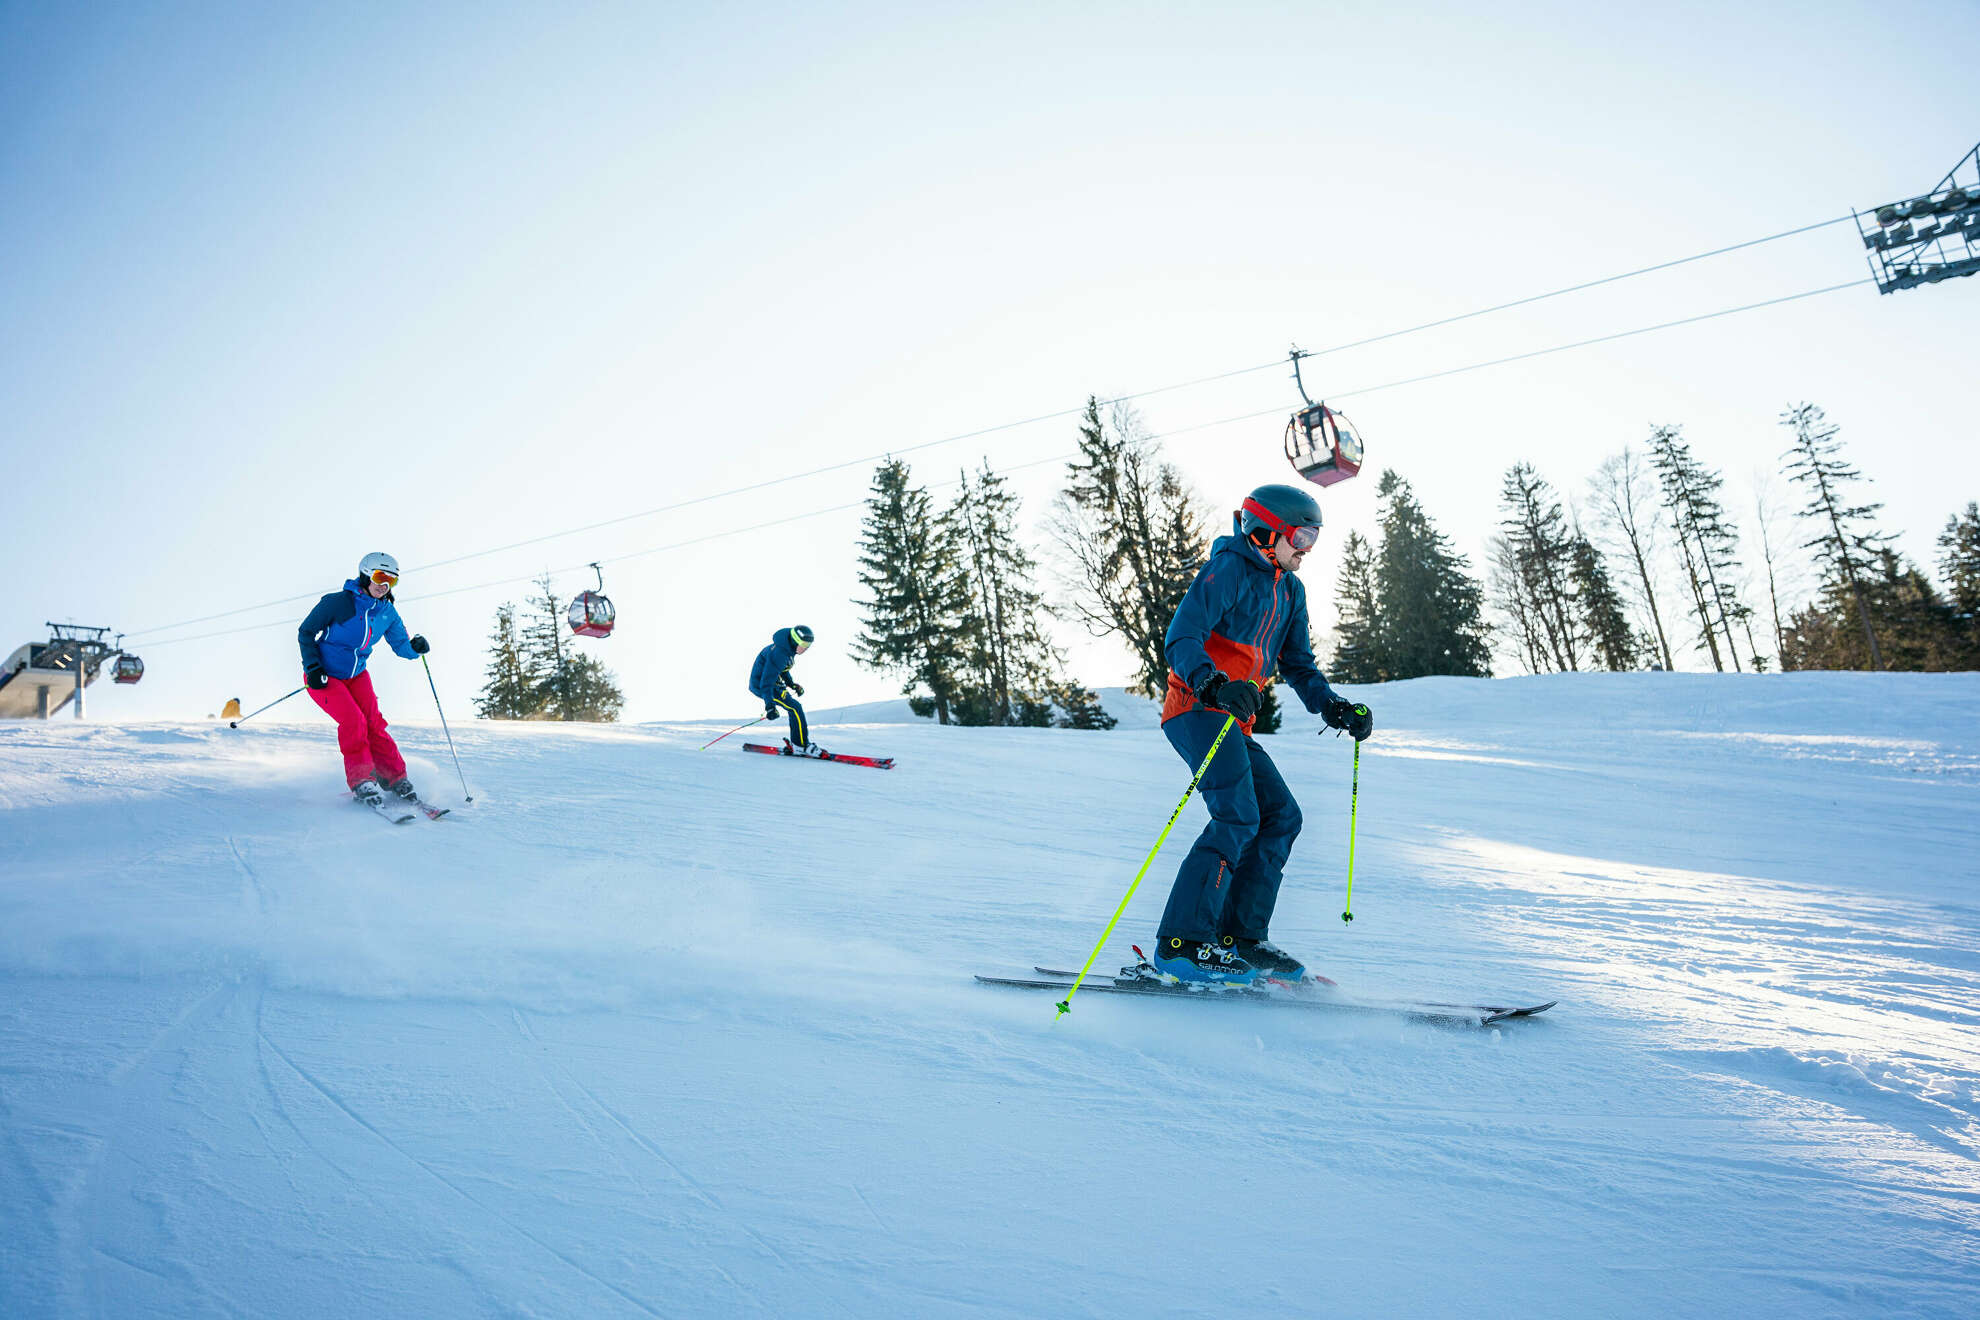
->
<box><xmin>359</xmin><ymin>551</ymin><xmax>400</xmax><ymax>584</ymax></box>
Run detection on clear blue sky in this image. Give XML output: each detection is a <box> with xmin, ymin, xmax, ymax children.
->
<box><xmin>4</xmin><ymin>0</ymin><xmax>1975</xmax><ymax>722</ymax></box>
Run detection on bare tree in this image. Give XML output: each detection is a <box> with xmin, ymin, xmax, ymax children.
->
<box><xmin>1489</xmin><ymin>535</ymin><xmax>1554</xmax><ymax>674</ymax></box>
<box><xmin>1496</xmin><ymin>463</ymin><xmax>1581</xmax><ymax>671</ymax></box>
<box><xmin>1747</xmin><ymin>470</ymin><xmax>1802</xmax><ymax>669</ymax></box>
<box><xmin>1588</xmin><ymin>447</ymin><xmax>1676</xmax><ymax>670</ymax></box>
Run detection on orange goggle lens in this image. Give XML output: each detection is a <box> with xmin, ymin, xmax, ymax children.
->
<box><xmin>367</xmin><ymin>569</ymin><xmax>399</xmax><ymax>588</ymax></box>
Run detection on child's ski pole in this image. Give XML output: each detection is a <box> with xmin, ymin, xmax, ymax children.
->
<box><xmin>701</xmin><ymin>715</ymin><xmax>769</xmax><ymax>751</ymax></box>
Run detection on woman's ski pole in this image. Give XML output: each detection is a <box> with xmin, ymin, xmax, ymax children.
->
<box><xmin>700</xmin><ymin>715</ymin><xmax>769</xmax><ymax>751</ymax></box>
<box><xmin>229</xmin><ymin>687</ymin><xmax>303</xmax><ymax>728</ymax></box>
<box><xmin>1056</xmin><ymin>713</ymin><xmax>1238</xmax><ymax>1020</ymax></box>
<box><xmin>1341</xmin><ymin>739</ymin><xmax>1361</xmax><ymax>923</ymax></box>
<box><xmin>422</xmin><ymin>655</ymin><xmax>473</xmax><ymax>803</ymax></box>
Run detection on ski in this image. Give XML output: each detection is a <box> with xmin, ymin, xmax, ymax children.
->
<box><xmin>981</xmin><ymin>969</ymin><xmax>1554</xmax><ymax>1027</ymax></box>
<box><xmin>1035</xmin><ymin>964</ymin><xmax>1338</xmax><ymax>988</ymax></box>
<box><xmin>404</xmin><ymin>798</ymin><xmax>451</xmax><ymax>820</ymax></box>
<box><xmin>359</xmin><ymin>795</ymin><xmax>418</xmax><ymax>825</ymax></box>
<box><xmin>741</xmin><ymin>742</ymin><xmax>895</xmax><ymax>770</ymax></box>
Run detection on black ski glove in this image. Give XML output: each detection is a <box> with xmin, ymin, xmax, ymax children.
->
<box><xmin>1321</xmin><ymin>695</ymin><xmax>1373</xmax><ymax>741</ymax></box>
<box><xmin>304</xmin><ymin>665</ymin><xmax>330</xmax><ymax>691</ymax></box>
<box><xmin>787</xmin><ymin>681</ymin><xmax>804</xmax><ymax>697</ymax></box>
<box><xmin>1198</xmin><ymin>672</ymin><xmax>1262</xmax><ymax>722</ymax></box>
<box><xmin>764</xmin><ymin>705</ymin><xmax>779</xmax><ymax>722</ymax></box>
<box><xmin>409</xmin><ymin>634</ymin><xmax>430</xmax><ymax>655</ymax></box>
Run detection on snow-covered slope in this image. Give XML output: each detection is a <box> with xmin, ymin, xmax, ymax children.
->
<box><xmin>3</xmin><ymin>674</ymin><xmax>1977</xmax><ymax>1319</ymax></box>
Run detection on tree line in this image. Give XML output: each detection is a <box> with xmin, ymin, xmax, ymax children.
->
<box><xmin>1491</xmin><ymin>403</ymin><xmax>1979</xmax><ymax>674</ymax></box>
<box><xmin>472</xmin><ymin>394</ymin><xmax>1977</xmax><ymax>725</ymax></box>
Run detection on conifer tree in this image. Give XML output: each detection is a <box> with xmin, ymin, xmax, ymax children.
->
<box><xmin>1051</xmin><ymin>681</ymin><xmax>1118</xmax><ymax>730</ymax></box>
<box><xmin>1938</xmin><ymin>503</ymin><xmax>1980</xmax><ymax>658</ymax></box>
<box><xmin>1250</xmin><ymin>678</ymin><xmax>1284</xmax><ymax>734</ymax></box>
<box><xmin>1782</xmin><ymin>548</ymin><xmax>1966</xmax><ymax>671</ymax></box>
<box><xmin>1647</xmin><ymin>425</ymin><xmax>1746</xmax><ymax>671</ymax></box>
<box><xmin>1050</xmin><ymin>398</ymin><xmax>1210</xmax><ymax>696</ymax></box>
<box><xmin>1569</xmin><ymin>533</ymin><xmax>1640</xmax><ymax>671</ymax></box>
<box><xmin>475</xmin><ymin>603</ymin><xmax>539</xmax><ymax>720</ymax></box>
<box><xmin>852</xmin><ymin>458</ymin><xmax>969</xmax><ymax>723</ymax></box>
<box><xmin>1375</xmin><ymin>470</ymin><xmax>1491</xmax><ymax>679</ymax></box>
<box><xmin>948</xmin><ymin>461</ymin><xmax>1065</xmax><ymax>726</ymax></box>
<box><xmin>1329</xmin><ymin>530</ymin><xmax>1384</xmax><ymax>682</ymax></box>
<box><xmin>1780</xmin><ymin>404</ymin><xmax>1892</xmax><ymax>671</ymax></box>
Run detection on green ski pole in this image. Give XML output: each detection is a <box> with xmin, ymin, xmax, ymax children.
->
<box><xmin>1342</xmin><ymin>738</ymin><xmax>1361</xmax><ymax>923</ymax></box>
<box><xmin>1056</xmin><ymin>713</ymin><xmax>1238</xmax><ymax>1020</ymax></box>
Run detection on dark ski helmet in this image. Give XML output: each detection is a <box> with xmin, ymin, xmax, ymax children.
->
<box><xmin>1240</xmin><ymin>484</ymin><xmax>1323</xmax><ymax>551</ymax></box>
<box><xmin>789</xmin><ymin>625</ymin><xmax>815</xmax><ymax>647</ymax></box>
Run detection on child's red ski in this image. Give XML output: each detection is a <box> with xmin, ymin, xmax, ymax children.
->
<box><xmin>742</xmin><ymin>742</ymin><xmax>894</xmax><ymax>770</ymax></box>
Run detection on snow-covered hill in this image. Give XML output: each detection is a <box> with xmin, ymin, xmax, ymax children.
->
<box><xmin>3</xmin><ymin>673</ymin><xmax>1978</xmax><ymax>1318</ymax></box>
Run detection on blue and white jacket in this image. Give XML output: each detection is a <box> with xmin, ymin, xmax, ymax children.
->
<box><xmin>298</xmin><ymin>579</ymin><xmax>418</xmax><ymax>680</ymax></box>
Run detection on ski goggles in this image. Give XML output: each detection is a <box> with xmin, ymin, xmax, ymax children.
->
<box><xmin>1242</xmin><ymin>498</ymin><xmax>1322</xmax><ymax>551</ymax></box>
<box><xmin>365</xmin><ymin>568</ymin><xmax>400</xmax><ymax>589</ymax></box>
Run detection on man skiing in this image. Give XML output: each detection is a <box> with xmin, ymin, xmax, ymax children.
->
<box><xmin>749</xmin><ymin>625</ymin><xmax>821</xmax><ymax>757</ymax></box>
<box><xmin>298</xmin><ymin>552</ymin><xmax>431</xmax><ymax>808</ymax></box>
<box><xmin>1149</xmin><ymin>483</ymin><xmax>1373</xmax><ymax>986</ymax></box>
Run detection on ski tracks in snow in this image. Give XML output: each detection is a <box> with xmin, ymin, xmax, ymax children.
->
<box><xmin>255</xmin><ymin>1006</ymin><xmax>670</xmax><ymax>1320</ymax></box>
<box><xmin>498</xmin><ymin>1005</ymin><xmax>863</xmax><ymax>1319</ymax></box>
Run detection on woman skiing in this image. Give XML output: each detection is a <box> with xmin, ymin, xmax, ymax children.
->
<box><xmin>1149</xmin><ymin>484</ymin><xmax>1373</xmax><ymax>986</ymax></box>
<box><xmin>297</xmin><ymin>552</ymin><xmax>430</xmax><ymax>807</ymax></box>
<box><xmin>749</xmin><ymin>625</ymin><xmax>820</xmax><ymax>756</ymax></box>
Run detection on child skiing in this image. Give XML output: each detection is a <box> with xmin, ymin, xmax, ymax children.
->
<box><xmin>298</xmin><ymin>552</ymin><xmax>431</xmax><ymax>809</ymax></box>
<box><xmin>749</xmin><ymin>625</ymin><xmax>821</xmax><ymax>756</ymax></box>
<box><xmin>1148</xmin><ymin>484</ymin><xmax>1373</xmax><ymax>986</ymax></box>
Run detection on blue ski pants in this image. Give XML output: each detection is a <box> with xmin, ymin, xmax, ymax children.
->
<box><xmin>1155</xmin><ymin>710</ymin><xmax>1303</xmax><ymax>945</ymax></box>
<box><xmin>770</xmin><ymin>693</ymin><xmax>807</xmax><ymax>748</ymax></box>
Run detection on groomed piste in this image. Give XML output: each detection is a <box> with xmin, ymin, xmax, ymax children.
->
<box><xmin>2</xmin><ymin>672</ymin><xmax>1977</xmax><ymax>1318</ymax></box>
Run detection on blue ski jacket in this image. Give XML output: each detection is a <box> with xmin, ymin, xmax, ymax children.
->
<box><xmin>298</xmin><ymin>579</ymin><xmax>418</xmax><ymax>680</ymax></box>
<box><xmin>748</xmin><ymin>628</ymin><xmax>802</xmax><ymax>703</ymax></box>
<box><xmin>1162</xmin><ymin>517</ymin><xmax>1338</xmax><ymax>732</ymax></box>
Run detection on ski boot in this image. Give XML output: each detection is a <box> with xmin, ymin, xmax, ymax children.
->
<box><xmin>383</xmin><ymin>777</ymin><xmax>420</xmax><ymax>802</ymax></box>
<box><xmin>782</xmin><ymin>740</ymin><xmax>829</xmax><ymax>759</ymax></box>
<box><xmin>1234</xmin><ymin>937</ymin><xmax>1305</xmax><ymax>982</ymax></box>
<box><xmin>351</xmin><ymin>778</ymin><xmax>386</xmax><ymax>807</ymax></box>
<box><xmin>1146</xmin><ymin>935</ymin><xmax>1257</xmax><ymax>987</ymax></box>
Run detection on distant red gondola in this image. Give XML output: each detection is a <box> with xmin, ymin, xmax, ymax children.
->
<box><xmin>568</xmin><ymin>563</ymin><xmax>615</xmax><ymax>639</ymax></box>
<box><xmin>1285</xmin><ymin>403</ymin><xmax>1364</xmax><ymax>487</ymax></box>
<box><xmin>113</xmin><ymin>653</ymin><xmax>144</xmax><ymax>684</ymax></box>
<box><xmin>1282</xmin><ymin>348</ymin><xmax>1366</xmax><ymax>489</ymax></box>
